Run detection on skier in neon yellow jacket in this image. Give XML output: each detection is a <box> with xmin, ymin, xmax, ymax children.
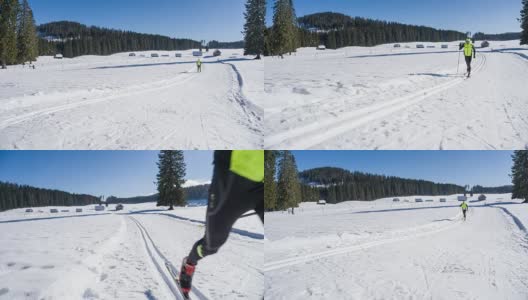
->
<box><xmin>460</xmin><ymin>201</ymin><xmax>469</xmax><ymax>221</ymax></box>
<box><xmin>178</xmin><ymin>150</ymin><xmax>264</xmax><ymax>297</ymax></box>
<box><xmin>459</xmin><ymin>38</ymin><xmax>476</xmax><ymax>77</ymax></box>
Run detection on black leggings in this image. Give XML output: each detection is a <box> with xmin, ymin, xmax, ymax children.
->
<box><xmin>188</xmin><ymin>155</ymin><xmax>263</xmax><ymax>264</ymax></box>
<box><xmin>465</xmin><ymin>56</ymin><xmax>472</xmax><ymax>74</ymax></box>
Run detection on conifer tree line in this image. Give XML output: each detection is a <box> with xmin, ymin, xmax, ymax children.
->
<box><xmin>521</xmin><ymin>0</ymin><xmax>528</xmax><ymax>45</ymax></box>
<box><xmin>0</xmin><ymin>181</ymin><xmax>99</xmax><ymax>212</ymax></box>
<box><xmin>264</xmin><ymin>150</ymin><xmax>471</xmax><ymax>211</ymax></box>
<box><xmin>470</xmin><ymin>185</ymin><xmax>513</xmax><ymax>194</ymax></box>
<box><xmin>511</xmin><ymin>151</ymin><xmax>528</xmax><ymax>203</ymax></box>
<box><xmin>299</xmin><ymin>167</ymin><xmax>466</xmax><ymax>203</ymax></box>
<box><xmin>37</xmin><ymin>21</ymin><xmax>202</xmax><ymax>58</ymax></box>
<box><xmin>265</xmin><ymin>3</ymin><xmax>469</xmax><ymax>55</ymax></box>
<box><xmin>156</xmin><ymin>150</ymin><xmax>187</xmax><ymax>210</ymax></box>
<box><xmin>472</xmin><ymin>32</ymin><xmax>521</xmax><ymax>41</ymax></box>
<box><xmin>0</xmin><ymin>0</ymin><xmax>39</xmax><ymax>68</ymax></box>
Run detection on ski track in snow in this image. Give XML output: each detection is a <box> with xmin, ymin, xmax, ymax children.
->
<box><xmin>265</xmin><ymin>196</ymin><xmax>528</xmax><ymax>300</ymax></box>
<box><xmin>266</xmin><ymin>53</ymin><xmax>487</xmax><ymax>149</ymax></box>
<box><xmin>0</xmin><ymin>50</ymin><xmax>263</xmax><ymax>150</ymax></box>
<box><xmin>129</xmin><ymin>216</ymin><xmax>209</xmax><ymax>300</ymax></box>
<box><xmin>265</xmin><ymin>40</ymin><xmax>528</xmax><ymax>150</ymax></box>
<box><xmin>263</xmin><ymin>211</ymin><xmax>463</xmax><ymax>272</ymax></box>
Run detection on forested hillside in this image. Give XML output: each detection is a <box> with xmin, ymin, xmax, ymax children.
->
<box><xmin>37</xmin><ymin>21</ymin><xmax>202</xmax><ymax>58</ymax></box>
<box><xmin>107</xmin><ymin>184</ymin><xmax>210</xmax><ymax>204</ymax></box>
<box><xmin>471</xmin><ymin>185</ymin><xmax>514</xmax><ymax>194</ymax></box>
<box><xmin>298</xmin><ymin>167</ymin><xmax>465</xmax><ymax>203</ymax></box>
<box><xmin>0</xmin><ymin>181</ymin><xmax>99</xmax><ymax>212</ymax></box>
<box><xmin>296</xmin><ymin>12</ymin><xmax>467</xmax><ymax>49</ymax></box>
<box><xmin>473</xmin><ymin>32</ymin><xmax>521</xmax><ymax>41</ymax></box>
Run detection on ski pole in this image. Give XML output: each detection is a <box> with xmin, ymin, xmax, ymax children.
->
<box><xmin>457</xmin><ymin>48</ymin><xmax>461</xmax><ymax>75</ymax></box>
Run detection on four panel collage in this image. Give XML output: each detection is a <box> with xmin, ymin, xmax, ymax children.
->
<box><xmin>1</xmin><ymin>0</ymin><xmax>527</xmax><ymax>299</ymax></box>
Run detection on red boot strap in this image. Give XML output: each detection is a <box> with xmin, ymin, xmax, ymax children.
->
<box><xmin>185</xmin><ymin>264</ymin><xmax>196</xmax><ymax>274</ymax></box>
<box><xmin>182</xmin><ymin>287</ymin><xmax>191</xmax><ymax>293</ymax></box>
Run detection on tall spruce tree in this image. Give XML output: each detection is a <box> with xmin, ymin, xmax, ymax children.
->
<box><xmin>16</xmin><ymin>0</ymin><xmax>38</xmax><ymax>63</ymax></box>
<box><xmin>521</xmin><ymin>0</ymin><xmax>528</xmax><ymax>45</ymax></box>
<box><xmin>511</xmin><ymin>151</ymin><xmax>528</xmax><ymax>203</ymax></box>
<box><xmin>264</xmin><ymin>150</ymin><xmax>277</xmax><ymax>211</ymax></box>
<box><xmin>277</xmin><ymin>150</ymin><xmax>301</xmax><ymax>214</ymax></box>
<box><xmin>272</xmin><ymin>0</ymin><xmax>298</xmax><ymax>56</ymax></box>
<box><xmin>156</xmin><ymin>151</ymin><xmax>187</xmax><ymax>210</ymax></box>
<box><xmin>243</xmin><ymin>0</ymin><xmax>266</xmax><ymax>59</ymax></box>
<box><xmin>0</xmin><ymin>0</ymin><xmax>19</xmax><ymax>68</ymax></box>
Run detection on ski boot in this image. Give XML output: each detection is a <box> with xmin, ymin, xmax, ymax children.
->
<box><xmin>179</xmin><ymin>257</ymin><xmax>196</xmax><ymax>297</ymax></box>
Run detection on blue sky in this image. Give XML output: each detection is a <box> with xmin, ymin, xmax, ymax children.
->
<box><xmin>0</xmin><ymin>151</ymin><xmax>213</xmax><ymax>198</ymax></box>
<box><xmin>292</xmin><ymin>151</ymin><xmax>514</xmax><ymax>187</ymax></box>
<box><xmin>29</xmin><ymin>0</ymin><xmax>247</xmax><ymax>42</ymax></box>
<box><xmin>267</xmin><ymin>0</ymin><xmax>522</xmax><ymax>34</ymax></box>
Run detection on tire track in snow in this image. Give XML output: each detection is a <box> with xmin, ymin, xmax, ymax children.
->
<box><xmin>265</xmin><ymin>54</ymin><xmax>487</xmax><ymax>149</ymax></box>
<box><xmin>0</xmin><ymin>67</ymin><xmax>198</xmax><ymax>131</ymax></box>
<box><xmin>264</xmin><ymin>212</ymin><xmax>463</xmax><ymax>272</ymax></box>
<box><xmin>129</xmin><ymin>216</ymin><xmax>209</xmax><ymax>300</ymax></box>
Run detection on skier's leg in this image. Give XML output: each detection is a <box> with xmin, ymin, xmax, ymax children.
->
<box><xmin>186</xmin><ymin>152</ymin><xmax>260</xmax><ymax>265</ymax></box>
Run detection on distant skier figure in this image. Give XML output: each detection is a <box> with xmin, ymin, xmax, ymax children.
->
<box><xmin>460</xmin><ymin>201</ymin><xmax>469</xmax><ymax>221</ymax></box>
<box><xmin>459</xmin><ymin>38</ymin><xmax>476</xmax><ymax>77</ymax></box>
<box><xmin>196</xmin><ymin>59</ymin><xmax>202</xmax><ymax>73</ymax></box>
<box><xmin>178</xmin><ymin>150</ymin><xmax>264</xmax><ymax>298</ymax></box>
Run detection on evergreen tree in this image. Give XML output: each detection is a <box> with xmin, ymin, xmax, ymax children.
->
<box><xmin>521</xmin><ymin>0</ymin><xmax>528</xmax><ymax>45</ymax></box>
<box><xmin>272</xmin><ymin>0</ymin><xmax>298</xmax><ymax>56</ymax></box>
<box><xmin>0</xmin><ymin>0</ymin><xmax>19</xmax><ymax>67</ymax></box>
<box><xmin>277</xmin><ymin>151</ymin><xmax>301</xmax><ymax>214</ymax></box>
<box><xmin>16</xmin><ymin>0</ymin><xmax>38</xmax><ymax>63</ymax></box>
<box><xmin>156</xmin><ymin>151</ymin><xmax>187</xmax><ymax>210</ymax></box>
<box><xmin>264</xmin><ymin>150</ymin><xmax>277</xmax><ymax>211</ymax></box>
<box><xmin>511</xmin><ymin>151</ymin><xmax>528</xmax><ymax>203</ymax></box>
<box><xmin>243</xmin><ymin>0</ymin><xmax>266</xmax><ymax>59</ymax></box>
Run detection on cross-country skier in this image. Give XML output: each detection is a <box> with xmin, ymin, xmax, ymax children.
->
<box><xmin>196</xmin><ymin>59</ymin><xmax>202</xmax><ymax>73</ymax></box>
<box><xmin>459</xmin><ymin>38</ymin><xmax>476</xmax><ymax>77</ymax></box>
<box><xmin>460</xmin><ymin>201</ymin><xmax>469</xmax><ymax>221</ymax></box>
<box><xmin>178</xmin><ymin>150</ymin><xmax>264</xmax><ymax>297</ymax></box>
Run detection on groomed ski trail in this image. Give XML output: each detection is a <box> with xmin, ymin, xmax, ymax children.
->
<box><xmin>0</xmin><ymin>56</ymin><xmax>262</xmax><ymax>150</ymax></box>
<box><xmin>265</xmin><ymin>54</ymin><xmax>487</xmax><ymax>149</ymax></box>
<box><xmin>129</xmin><ymin>216</ymin><xmax>209</xmax><ymax>300</ymax></box>
<box><xmin>264</xmin><ymin>212</ymin><xmax>463</xmax><ymax>272</ymax></box>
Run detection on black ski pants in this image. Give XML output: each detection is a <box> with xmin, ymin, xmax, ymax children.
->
<box><xmin>188</xmin><ymin>151</ymin><xmax>264</xmax><ymax>264</ymax></box>
<box><xmin>465</xmin><ymin>56</ymin><xmax>472</xmax><ymax>74</ymax></box>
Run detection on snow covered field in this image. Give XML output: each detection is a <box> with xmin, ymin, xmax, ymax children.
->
<box><xmin>0</xmin><ymin>202</ymin><xmax>264</xmax><ymax>299</ymax></box>
<box><xmin>264</xmin><ymin>40</ymin><xmax>528</xmax><ymax>150</ymax></box>
<box><xmin>0</xmin><ymin>49</ymin><xmax>263</xmax><ymax>150</ymax></box>
<box><xmin>265</xmin><ymin>194</ymin><xmax>528</xmax><ymax>299</ymax></box>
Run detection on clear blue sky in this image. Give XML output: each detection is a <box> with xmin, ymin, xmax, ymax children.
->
<box><xmin>0</xmin><ymin>151</ymin><xmax>214</xmax><ymax>198</ymax></box>
<box><xmin>29</xmin><ymin>0</ymin><xmax>247</xmax><ymax>42</ymax></box>
<box><xmin>292</xmin><ymin>151</ymin><xmax>514</xmax><ymax>187</ymax></box>
<box><xmin>267</xmin><ymin>0</ymin><xmax>522</xmax><ymax>34</ymax></box>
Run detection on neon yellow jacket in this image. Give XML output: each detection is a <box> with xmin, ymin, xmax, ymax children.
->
<box><xmin>464</xmin><ymin>42</ymin><xmax>475</xmax><ymax>57</ymax></box>
<box><xmin>460</xmin><ymin>202</ymin><xmax>468</xmax><ymax>210</ymax></box>
<box><xmin>230</xmin><ymin>150</ymin><xmax>264</xmax><ymax>182</ymax></box>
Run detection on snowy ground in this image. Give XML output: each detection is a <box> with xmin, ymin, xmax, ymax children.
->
<box><xmin>264</xmin><ymin>40</ymin><xmax>528</xmax><ymax>150</ymax></box>
<box><xmin>265</xmin><ymin>194</ymin><xmax>528</xmax><ymax>299</ymax></box>
<box><xmin>0</xmin><ymin>202</ymin><xmax>264</xmax><ymax>299</ymax></box>
<box><xmin>0</xmin><ymin>49</ymin><xmax>263</xmax><ymax>150</ymax></box>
